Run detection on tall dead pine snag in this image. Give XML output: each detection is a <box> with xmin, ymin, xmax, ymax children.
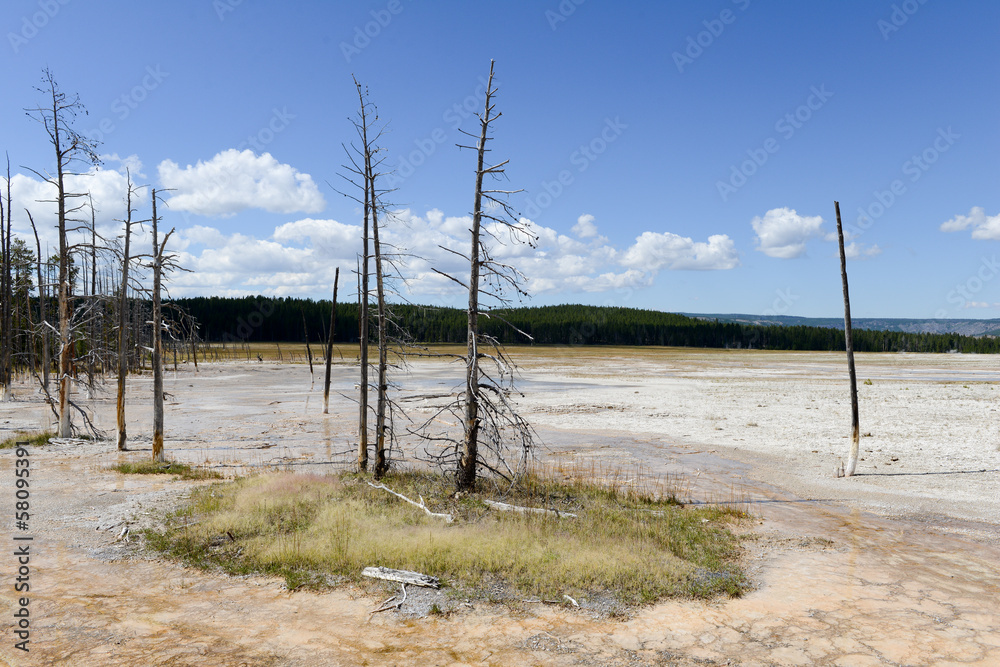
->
<box><xmin>419</xmin><ymin>60</ymin><xmax>537</xmax><ymax>492</ymax></box>
<box><xmin>340</xmin><ymin>77</ymin><xmax>393</xmax><ymax>477</ymax></box>
<box><xmin>115</xmin><ymin>173</ymin><xmax>140</xmax><ymax>451</ymax></box>
<box><xmin>149</xmin><ymin>189</ymin><xmax>176</xmax><ymax>462</ymax></box>
<box><xmin>834</xmin><ymin>201</ymin><xmax>860</xmax><ymax>476</ymax></box>
<box><xmin>0</xmin><ymin>156</ymin><xmax>12</xmax><ymax>402</ymax></box>
<box><xmin>25</xmin><ymin>69</ymin><xmax>100</xmax><ymax>437</ymax></box>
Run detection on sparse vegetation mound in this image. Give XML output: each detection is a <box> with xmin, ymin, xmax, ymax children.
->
<box><xmin>111</xmin><ymin>459</ymin><xmax>222</xmax><ymax>481</ymax></box>
<box><xmin>0</xmin><ymin>430</ymin><xmax>54</xmax><ymax>449</ymax></box>
<box><xmin>145</xmin><ymin>469</ymin><xmax>749</xmax><ymax>605</ymax></box>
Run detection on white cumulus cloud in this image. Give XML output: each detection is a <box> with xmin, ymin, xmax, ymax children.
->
<box><xmin>844</xmin><ymin>242</ymin><xmax>882</xmax><ymax>260</ymax></box>
<box><xmin>157</xmin><ymin>149</ymin><xmax>325</xmax><ymax>217</ymax></box>
<box><xmin>571</xmin><ymin>213</ymin><xmax>598</xmax><ymax>238</ymax></box>
<box><xmin>164</xmin><ymin>211</ymin><xmax>736</xmax><ymax>300</ymax></box>
<box><xmin>752</xmin><ymin>207</ymin><xmax>825</xmax><ymax>259</ymax></box>
<box><xmin>621</xmin><ymin>232</ymin><xmax>739</xmax><ymax>271</ymax></box>
<box><xmin>940</xmin><ymin>207</ymin><xmax>1000</xmax><ymax>240</ymax></box>
<box><xmin>2</xmin><ymin>156</ymin><xmax>149</xmax><ymax>251</ymax></box>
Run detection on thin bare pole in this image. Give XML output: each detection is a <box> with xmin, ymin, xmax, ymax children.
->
<box><xmin>355</xmin><ymin>78</ymin><xmax>372</xmax><ymax>473</ymax></box>
<box><xmin>323</xmin><ymin>267</ymin><xmax>339</xmax><ymax>415</ymax></box>
<box><xmin>27</xmin><ymin>211</ymin><xmax>48</xmax><ymax>392</ymax></box>
<box><xmin>302</xmin><ymin>310</ymin><xmax>315</xmax><ymax>378</ymax></box>
<box><xmin>151</xmin><ymin>189</ymin><xmax>164</xmax><ymax>462</ymax></box>
<box><xmin>116</xmin><ymin>175</ymin><xmax>135</xmax><ymax>451</ymax></box>
<box><xmin>834</xmin><ymin>201</ymin><xmax>860</xmax><ymax>476</ymax></box>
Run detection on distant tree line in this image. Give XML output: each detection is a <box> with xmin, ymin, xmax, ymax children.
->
<box><xmin>168</xmin><ymin>297</ymin><xmax>1000</xmax><ymax>354</ymax></box>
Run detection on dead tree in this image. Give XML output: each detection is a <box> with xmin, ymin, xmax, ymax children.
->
<box><xmin>149</xmin><ymin>188</ymin><xmax>176</xmax><ymax>462</ymax></box>
<box><xmin>369</xmin><ymin>144</ymin><xmax>390</xmax><ymax>479</ymax></box>
<box><xmin>0</xmin><ymin>156</ymin><xmax>11</xmax><ymax>402</ymax></box>
<box><xmin>834</xmin><ymin>201</ymin><xmax>860</xmax><ymax>476</ymax></box>
<box><xmin>323</xmin><ymin>267</ymin><xmax>340</xmax><ymax>415</ymax></box>
<box><xmin>302</xmin><ymin>311</ymin><xmax>315</xmax><ymax>378</ymax></box>
<box><xmin>338</xmin><ymin>77</ymin><xmax>409</xmax><ymax>479</ymax></box>
<box><xmin>340</xmin><ymin>77</ymin><xmax>385</xmax><ymax>474</ymax></box>
<box><xmin>356</xmin><ymin>86</ymin><xmax>372</xmax><ymax>473</ymax></box>
<box><xmin>115</xmin><ymin>173</ymin><xmax>140</xmax><ymax>451</ymax></box>
<box><xmin>25</xmin><ymin>69</ymin><xmax>100</xmax><ymax>436</ymax></box>
<box><xmin>84</xmin><ymin>193</ymin><xmax>97</xmax><ymax>395</ymax></box>
<box><xmin>418</xmin><ymin>61</ymin><xmax>538</xmax><ymax>492</ymax></box>
<box><xmin>26</xmin><ymin>211</ymin><xmax>49</xmax><ymax>393</ymax></box>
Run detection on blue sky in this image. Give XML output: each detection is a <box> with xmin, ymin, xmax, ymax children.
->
<box><xmin>2</xmin><ymin>0</ymin><xmax>999</xmax><ymax>318</ymax></box>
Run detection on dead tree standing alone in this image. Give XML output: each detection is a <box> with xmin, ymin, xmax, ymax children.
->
<box><xmin>834</xmin><ymin>200</ymin><xmax>860</xmax><ymax>476</ymax></box>
<box><xmin>323</xmin><ymin>267</ymin><xmax>339</xmax><ymax>415</ymax></box>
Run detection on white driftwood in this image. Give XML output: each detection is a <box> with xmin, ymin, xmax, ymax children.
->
<box><xmin>370</xmin><ymin>583</ymin><xmax>408</xmax><ymax>615</ymax></box>
<box><xmin>362</xmin><ymin>566</ymin><xmax>441</xmax><ymax>589</ymax></box>
<box><xmin>483</xmin><ymin>499</ymin><xmax>577</xmax><ymax>518</ymax></box>
<box><xmin>366</xmin><ymin>482</ymin><xmax>454</xmax><ymax>522</ymax></box>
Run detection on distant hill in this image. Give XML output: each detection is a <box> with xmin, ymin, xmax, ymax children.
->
<box><xmin>683</xmin><ymin>314</ymin><xmax>1000</xmax><ymax>338</ymax></box>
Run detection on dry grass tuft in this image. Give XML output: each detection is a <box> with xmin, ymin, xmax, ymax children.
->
<box><xmin>0</xmin><ymin>431</ymin><xmax>55</xmax><ymax>449</ymax></box>
<box><xmin>111</xmin><ymin>459</ymin><xmax>223</xmax><ymax>481</ymax></box>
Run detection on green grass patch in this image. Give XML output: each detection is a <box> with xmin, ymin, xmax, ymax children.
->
<box><xmin>145</xmin><ymin>467</ymin><xmax>750</xmax><ymax>606</ymax></box>
<box><xmin>0</xmin><ymin>431</ymin><xmax>55</xmax><ymax>449</ymax></box>
<box><xmin>111</xmin><ymin>459</ymin><xmax>223</xmax><ymax>481</ymax></box>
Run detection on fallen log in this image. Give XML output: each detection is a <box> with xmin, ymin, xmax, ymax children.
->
<box><xmin>362</xmin><ymin>566</ymin><xmax>440</xmax><ymax>589</ymax></box>
<box><xmin>483</xmin><ymin>499</ymin><xmax>577</xmax><ymax>518</ymax></box>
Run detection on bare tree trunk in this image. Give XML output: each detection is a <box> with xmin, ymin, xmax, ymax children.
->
<box><xmin>55</xmin><ymin>134</ymin><xmax>73</xmax><ymax>438</ymax></box>
<box><xmin>116</xmin><ymin>177</ymin><xmax>135</xmax><ymax>451</ymax></box>
<box><xmin>151</xmin><ymin>189</ymin><xmax>165</xmax><ymax>462</ymax></box>
<box><xmin>302</xmin><ymin>311</ymin><xmax>314</xmax><ymax>378</ymax></box>
<box><xmin>85</xmin><ymin>193</ymin><xmax>96</xmax><ymax>396</ymax></box>
<box><xmin>834</xmin><ymin>201</ymin><xmax>860</xmax><ymax>476</ymax></box>
<box><xmin>323</xmin><ymin>267</ymin><xmax>339</xmax><ymax>415</ymax></box>
<box><xmin>457</xmin><ymin>62</ymin><xmax>498</xmax><ymax>492</ymax></box>
<box><xmin>371</xmin><ymin>177</ymin><xmax>388</xmax><ymax>479</ymax></box>
<box><xmin>28</xmin><ymin>70</ymin><xmax>100</xmax><ymax>437</ymax></box>
<box><xmin>188</xmin><ymin>319</ymin><xmax>198</xmax><ymax>371</ymax></box>
<box><xmin>27</xmin><ymin>212</ymin><xmax>48</xmax><ymax>394</ymax></box>
<box><xmin>356</xmin><ymin>87</ymin><xmax>372</xmax><ymax>474</ymax></box>
<box><xmin>0</xmin><ymin>156</ymin><xmax>12</xmax><ymax>402</ymax></box>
